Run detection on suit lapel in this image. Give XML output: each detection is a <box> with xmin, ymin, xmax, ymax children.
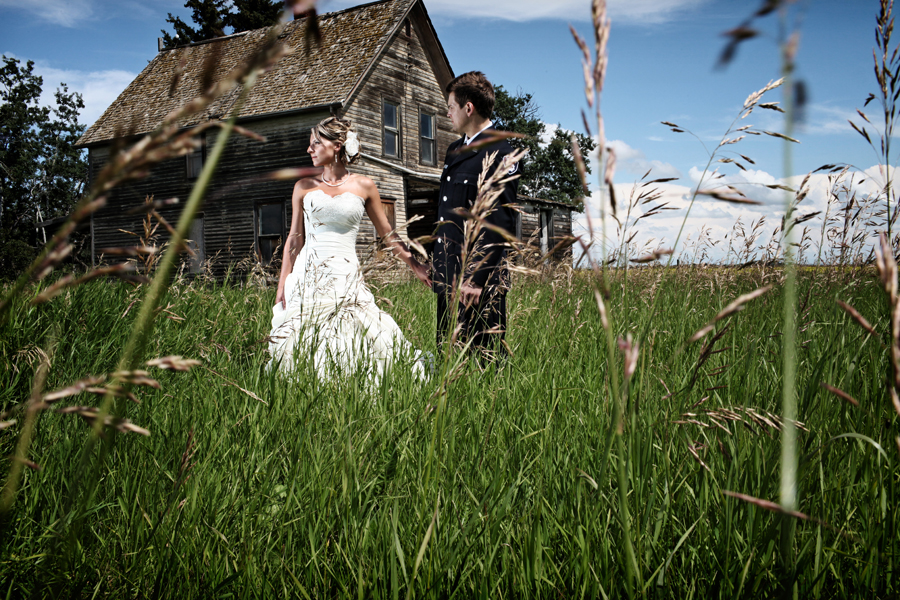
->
<box><xmin>445</xmin><ymin>137</ymin><xmax>471</xmax><ymax>169</ymax></box>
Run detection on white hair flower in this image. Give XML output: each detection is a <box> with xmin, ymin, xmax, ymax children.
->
<box><xmin>344</xmin><ymin>131</ymin><xmax>360</xmax><ymax>157</ymax></box>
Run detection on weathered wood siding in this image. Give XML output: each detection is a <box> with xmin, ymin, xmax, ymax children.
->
<box><xmin>89</xmin><ymin>111</ymin><xmax>326</xmax><ymax>277</ymax></box>
<box><xmin>516</xmin><ymin>201</ymin><xmax>574</xmax><ymax>262</ymax></box>
<box><xmin>341</xmin><ymin>16</ymin><xmax>451</xmax><ymax>242</ymax></box>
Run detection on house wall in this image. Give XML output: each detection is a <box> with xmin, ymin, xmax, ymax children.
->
<box><xmin>88</xmin><ymin>110</ymin><xmax>327</xmax><ymax>277</ymax></box>
<box><xmin>341</xmin><ymin>15</ymin><xmax>452</xmax><ymax>242</ymax></box>
<box><xmin>516</xmin><ymin>202</ymin><xmax>574</xmax><ymax>262</ymax></box>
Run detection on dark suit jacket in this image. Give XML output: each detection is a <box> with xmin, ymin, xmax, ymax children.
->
<box><xmin>431</xmin><ymin>129</ymin><xmax>520</xmax><ymax>294</ymax></box>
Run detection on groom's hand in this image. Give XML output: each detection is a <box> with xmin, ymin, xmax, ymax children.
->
<box><xmin>460</xmin><ymin>284</ymin><xmax>482</xmax><ymax>307</ymax></box>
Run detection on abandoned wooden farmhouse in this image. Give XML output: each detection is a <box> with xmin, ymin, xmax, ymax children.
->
<box><xmin>76</xmin><ymin>0</ymin><xmax>573</xmax><ymax>277</ymax></box>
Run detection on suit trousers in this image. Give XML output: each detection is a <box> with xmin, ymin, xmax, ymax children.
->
<box><xmin>436</xmin><ymin>287</ymin><xmax>507</xmax><ymax>360</ymax></box>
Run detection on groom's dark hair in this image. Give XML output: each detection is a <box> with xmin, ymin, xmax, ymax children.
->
<box><xmin>446</xmin><ymin>71</ymin><xmax>494</xmax><ymax>120</ymax></box>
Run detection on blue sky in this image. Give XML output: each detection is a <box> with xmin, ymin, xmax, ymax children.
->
<box><xmin>0</xmin><ymin>0</ymin><xmax>888</xmax><ymax>262</ymax></box>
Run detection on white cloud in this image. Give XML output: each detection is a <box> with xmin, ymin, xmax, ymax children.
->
<box><xmin>572</xmin><ymin>163</ymin><xmax>896</xmax><ymax>265</ymax></box>
<box><xmin>687</xmin><ymin>165</ymin><xmax>786</xmax><ymax>206</ymax></box>
<box><xmin>607</xmin><ymin>0</ymin><xmax>712</xmax><ymax>24</ymax></box>
<box><xmin>607</xmin><ymin>139</ymin><xmax>681</xmax><ymax>180</ymax></box>
<box><xmin>322</xmin><ymin>0</ymin><xmax>711</xmax><ymax>23</ymax></box>
<box><xmin>738</xmin><ymin>102</ymin><xmax>872</xmax><ymax>139</ymax></box>
<box><xmin>0</xmin><ymin>0</ymin><xmax>94</xmax><ymax>27</ymax></box>
<box><xmin>17</xmin><ymin>58</ymin><xmax>135</xmax><ymax>127</ymax></box>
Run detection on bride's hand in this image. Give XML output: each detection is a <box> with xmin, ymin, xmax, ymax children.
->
<box><xmin>411</xmin><ymin>260</ymin><xmax>432</xmax><ymax>288</ymax></box>
<box><xmin>276</xmin><ymin>290</ymin><xmax>285</xmax><ymax>308</ymax></box>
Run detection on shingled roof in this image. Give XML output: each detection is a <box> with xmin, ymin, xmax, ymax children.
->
<box><xmin>78</xmin><ymin>0</ymin><xmax>445</xmax><ymax>146</ymax></box>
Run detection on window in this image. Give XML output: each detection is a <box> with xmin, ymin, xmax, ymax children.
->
<box><xmin>383</xmin><ymin>100</ymin><xmax>400</xmax><ymax>158</ymax></box>
<box><xmin>539</xmin><ymin>209</ymin><xmax>553</xmax><ymax>255</ymax></box>
<box><xmin>256</xmin><ymin>203</ymin><xmax>285</xmax><ymax>265</ymax></box>
<box><xmin>186</xmin><ymin>136</ymin><xmax>205</xmax><ymax>179</ymax></box>
<box><xmin>187</xmin><ymin>216</ymin><xmax>205</xmax><ymax>274</ymax></box>
<box><xmin>419</xmin><ymin>112</ymin><xmax>435</xmax><ymax>165</ymax></box>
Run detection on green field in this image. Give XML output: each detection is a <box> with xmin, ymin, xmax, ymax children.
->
<box><xmin>1</xmin><ymin>266</ymin><xmax>896</xmax><ymax>598</ymax></box>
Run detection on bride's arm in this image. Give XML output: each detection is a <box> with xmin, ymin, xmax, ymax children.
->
<box><xmin>276</xmin><ymin>181</ymin><xmax>307</xmax><ymax>307</ymax></box>
<box><xmin>361</xmin><ymin>177</ymin><xmax>432</xmax><ymax>288</ymax></box>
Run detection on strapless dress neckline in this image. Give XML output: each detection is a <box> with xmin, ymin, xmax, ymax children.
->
<box><xmin>306</xmin><ymin>188</ymin><xmax>365</xmax><ymax>203</ymax></box>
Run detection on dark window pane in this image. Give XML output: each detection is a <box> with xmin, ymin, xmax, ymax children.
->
<box><xmin>186</xmin><ymin>150</ymin><xmax>203</xmax><ymax>179</ymax></box>
<box><xmin>384</xmin><ymin>102</ymin><xmax>397</xmax><ymax>128</ymax></box>
<box><xmin>259</xmin><ymin>237</ymin><xmax>279</xmax><ymax>264</ymax></box>
<box><xmin>385</xmin><ymin>130</ymin><xmax>397</xmax><ymax>157</ymax></box>
<box><xmin>420</xmin><ymin>139</ymin><xmax>434</xmax><ymax>164</ymax></box>
<box><xmin>420</xmin><ymin>113</ymin><xmax>432</xmax><ymax>138</ymax></box>
<box><xmin>259</xmin><ymin>204</ymin><xmax>283</xmax><ymax>235</ymax></box>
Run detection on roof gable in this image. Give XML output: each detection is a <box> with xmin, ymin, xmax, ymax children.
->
<box><xmin>78</xmin><ymin>0</ymin><xmax>446</xmax><ymax>146</ymax></box>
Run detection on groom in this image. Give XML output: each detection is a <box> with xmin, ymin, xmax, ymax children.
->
<box><xmin>433</xmin><ymin>71</ymin><xmax>520</xmax><ymax>359</ymax></box>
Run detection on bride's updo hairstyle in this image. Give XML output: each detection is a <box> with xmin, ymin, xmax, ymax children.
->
<box><xmin>313</xmin><ymin>116</ymin><xmax>361</xmax><ymax>166</ymax></box>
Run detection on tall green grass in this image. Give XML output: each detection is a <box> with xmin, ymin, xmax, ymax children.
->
<box><xmin>1</xmin><ymin>265</ymin><xmax>895</xmax><ymax>598</ymax></box>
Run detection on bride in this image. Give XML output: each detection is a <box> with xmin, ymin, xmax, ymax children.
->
<box><xmin>267</xmin><ymin>117</ymin><xmax>432</xmax><ymax>381</ymax></box>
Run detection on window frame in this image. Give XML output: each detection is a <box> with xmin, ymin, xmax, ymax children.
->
<box><xmin>418</xmin><ymin>110</ymin><xmax>436</xmax><ymax>166</ymax></box>
<box><xmin>255</xmin><ymin>201</ymin><xmax>286</xmax><ymax>266</ymax></box>
<box><xmin>382</xmin><ymin>98</ymin><xmax>401</xmax><ymax>159</ymax></box>
<box><xmin>185</xmin><ymin>134</ymin><xmax>206</xmax><ymax>180</ymax></box>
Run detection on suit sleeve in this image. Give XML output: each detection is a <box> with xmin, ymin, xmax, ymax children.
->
<box><xmin>468</xmin><ymin>144</ymin><xmax>521</xmax><ymax>289</ymax></box>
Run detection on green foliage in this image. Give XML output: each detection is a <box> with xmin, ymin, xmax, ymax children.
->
<box><xmin>161</xmin><ymin>0</ymin><xmax>283</xmax><ymax>48</ymax></box>
<box><xmin>492</xmin><ymin>86</ymin><xmax>596</xmax><ymax>209</ymax></box>
<box><xmin>0</xmin><ymin>237</ymin><xmax>37</xmax><ymax>281</ymax></box>
<box><xmin>226</xmin><ymin>0</ymin><xmax>285</xmax><ymax>32</ymax></box>
<box><xmin>0</xmin><ymin>55</ymin><xmax>86</xmax><ymax>261</ymax></box>
<box><xmin>0</xmin><ymin>268</ymin><xmax>896</xmax><ymax>597</ymax></box>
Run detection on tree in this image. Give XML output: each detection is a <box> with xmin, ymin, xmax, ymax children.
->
<box><xmin>161</xmin><ymin>0</ymin><xmax>284</xmax><ymax>48</ymax></box>
<box><xmin>0</xmin><ymin>56</ymin><xmax>86</xmax><ymax>231</ymax></box>
<box><xmin>0</xmin><ymin>56</ymin><xmax>87</xmax><ymax>278</ymax></box>
<box><xmin>226</xmin><ymin>0</ymin><xmax>285</xmax><ymax>32</ymax></box>
<box><xmin>492</xmin><ymin>86</ymin><xmax>595</xmax><ymax>210</ymax></box>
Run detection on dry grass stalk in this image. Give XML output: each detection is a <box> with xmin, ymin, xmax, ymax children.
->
<box><xmin>676</xmin><ymin>406</ymin><xmax>809</xmax><ymax>438</ymax></box>
<box><xmin>690</xmin><ymin>285</ymin><xmax>773</xmax><ymax>343</ymax></box>
<box><xmin>723</xmin><ymin>490</ymin><xmax>816</xmax><ymax>522</ymax></box>
<box><xmin>145</xmin><ymin>356</ymin><xmax>202</xmax><ymax>373</ymax></box>
<box><xmin>618</xmin><ymin>333</ymin><xmax>638</xmax><ymax>383</ymax></box>
<box><xmin>41</xmin><ymin>376</ymin><xmax>107</xmax><ymax>403</ymax></box>
<box><xmin>820</xmin><ymin>383</ymin><xmax>860</xmax><ymax>407</ymax></box>
<box><xmin>202</xmin><ymin>365</ymin><xmax>267</xmax><ymax>405</ymax></box>
<box><xmin>56</xmin><ymin>406</ymin><xmax>150</xmax><ymax>437</ymax></box>
<box><xmin>835</xmin><ymin>300</ymin><xmax>881</xmax><ymax>340</ymax></box>
<box><xmin>875</xmin><ymin>233</ymin><xmax>900</xmax><ymax>393</ymax></box>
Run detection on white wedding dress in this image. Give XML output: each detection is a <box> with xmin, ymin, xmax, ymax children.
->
<box><xmin>267</xmin><ymin>189</ymin><xmax>427</xmax><ymax>381</ymax></box>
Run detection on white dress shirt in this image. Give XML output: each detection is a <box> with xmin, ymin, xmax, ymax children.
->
<box><xmin>464</xmin><ymin>121</ymin><xmax>493</xmax><ymax>146</ymax></box>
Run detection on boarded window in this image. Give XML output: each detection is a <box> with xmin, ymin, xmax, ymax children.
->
<box><xmin>382</xmin><ymin>199</ymin><xmax>396</xmax><ymax>231</ymax></box>
<box><xmin>379</xmin><ymin>199</ymin><xmax>396</xmax><ymax>249</ymax></box>
<box><xmin>419</xmin><ymin>112</ymin><xmax>435</xmax><ymax>165</ymax></box>
<box><xmin>256</xmin><ymin>202</ymin><xmax>284</xmax><ymax>265</ymax></box>
<box><xmin>383</xmin><ymin>100</ymin><xmax>400</xmax><ymax>158</ymax></box>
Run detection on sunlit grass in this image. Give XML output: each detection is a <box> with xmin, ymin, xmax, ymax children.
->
<box><xmin>0</xmin><ymin>265</ymin><xmax>894</xmax><ymax>598</ymax></box>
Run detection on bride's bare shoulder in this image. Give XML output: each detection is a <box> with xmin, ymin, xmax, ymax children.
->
<box><xmin>351</xmin><ymin>174</ymin><xmax>377</xmax><ymax>192</ymax></box>
<box><xmin>294</xmin><ymin>176</ymin><xmax>322</xmax><ymax>194</ymax></box>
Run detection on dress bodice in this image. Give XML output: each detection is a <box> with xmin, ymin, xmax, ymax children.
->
<box><xmin>303</xmin><ymin>189</ymin><xmax>365</xmax><ymax>244</ymax></box>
